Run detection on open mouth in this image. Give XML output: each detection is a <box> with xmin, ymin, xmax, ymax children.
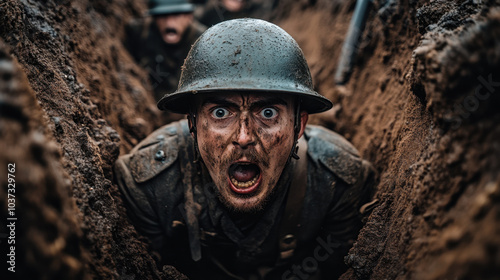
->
<box><xmin>164</xmin><ymin>28</ymin><xmax>178</xmax><ymax>35</ymax></box>
<box><xmin>228</xmin><ymin>163</ymin><xmax>262</xmax><ymax>194</ymax></box>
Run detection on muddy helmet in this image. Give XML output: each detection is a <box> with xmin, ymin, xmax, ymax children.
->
<box><xmin>157</xmin><ymin>18</ymin><xmax>333</xmax><ymax>114</ymax></box>
<box><xmin>148</xmin><ymin>0</ymin><xmax>194</xmax><ymax>16</ymax></box>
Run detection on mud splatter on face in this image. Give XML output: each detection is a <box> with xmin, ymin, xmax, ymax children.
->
<box><xmin>194</xmin><ymin>92</ymin><xmax>300</xmax><ymax>212</ymax></box>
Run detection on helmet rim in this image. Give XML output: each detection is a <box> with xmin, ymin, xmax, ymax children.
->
<box><xmin>157</xmin><ymin>88</ymin><xmax>333</xmax><ymax>114</ymax></box>
<box><xmin>148</xmin><ymin>0</ymin><xmax>194</xmax><ymax>15</ymax></box>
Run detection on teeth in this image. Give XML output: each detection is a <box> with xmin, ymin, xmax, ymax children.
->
<box><xmin>230</xmin><ymin>175</ymin><xmax>259</xmax><ymax>188</ymax></box>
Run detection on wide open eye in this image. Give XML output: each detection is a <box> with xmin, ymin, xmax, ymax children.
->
<box><xmin>212</xmin><ymin>107</ymin><xmax>230</xmax><ymax>119</ymax></box>
<box><xmin>260</xmin><ymin>108</ymin><xmax>278</xmax><ymax>119</ymax></box>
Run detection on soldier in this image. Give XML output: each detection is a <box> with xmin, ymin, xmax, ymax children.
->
<box><xmin>115</xmin><ymin>19</ymin><xmax>375</xmax><ymax>279</ymax></box>
<box><xmin>124</xmin><ymin>0</ymin><xmax>206</xmax><ymax>106</ymax></box>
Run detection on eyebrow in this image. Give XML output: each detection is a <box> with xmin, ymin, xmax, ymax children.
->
<box><xmin>201</xmin><ymin>96</ymin><xmax>288</xmax><ymax>108</ymax></box>
<box><xmin>201</xmin><ymin>97</ymin><xmax>239</xmax><ymax>108</ymax></box>
<box><xmin>250</xmin><ymin>97</ymin><xmax>288</xmax><ymax>109</ymax></box>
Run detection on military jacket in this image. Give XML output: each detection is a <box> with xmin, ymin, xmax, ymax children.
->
<box><xmin>114</xmin><ymin>120</ymin><xmax>375</xmax><ymax>279</ymax></box>
<box><xmin>124</xmin><ymin>19</ymin><xmax>206</xmax><ymax>101</ymax></box>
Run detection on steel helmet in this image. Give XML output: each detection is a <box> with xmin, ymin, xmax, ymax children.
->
<box><xmin>148</xmin><ymin>0</ymin><xmax>194</xmax><ymax>16</ymax></box>
<box><xmin>157</xmin><ymin>18</ymin><xmax>333</xmax><ymax>114</ymax></box>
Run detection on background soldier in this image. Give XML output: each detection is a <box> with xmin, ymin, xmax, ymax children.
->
<box><xmin>124</xmin><ymin>0</ymin><xmax>206</xmax><ymax>109</ymax></box>
<box><xmin>115</xmin><ymin>19</ymin><xmax>375</xmax><ymax>279</ymax></box>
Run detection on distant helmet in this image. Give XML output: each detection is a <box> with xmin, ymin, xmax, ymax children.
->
<box><xmin>148</xmin><ymin>0</ymin><xmax>194</xmax><ymax>16</ymax></box>
<box><xmin>157</xmin><ymin>18</ymin><xmax>333</xmax><ymax>114</ymax></box>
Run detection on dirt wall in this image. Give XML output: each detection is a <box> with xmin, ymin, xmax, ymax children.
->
<box><xmin>276</xmin><ymin>0</ymin><xmax>500</xmax><ymax>279</ymax></box>
<box><xmin>0</xmin><ymin>0</ymin><xmax>176</xmax><ymax>279</ymax></box>
<box><xmin>0</xmin><ymin>0</ymin><xmax>499</xmax><ymax>279</ymax></box>
<box><xmin>0</xmin><ymin>41</ymin><xmax>87</xmax><ymax>280</ymax></box>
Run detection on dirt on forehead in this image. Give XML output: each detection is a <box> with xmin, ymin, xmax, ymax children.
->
<box><xmin>0</xmin><ymin>0</ymin><xmax>499</xmax><ymax>279</ymax></box>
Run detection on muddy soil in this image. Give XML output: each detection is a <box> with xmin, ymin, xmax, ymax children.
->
<box><xmin>277</xmin><ymin>0</ymin><xmax>500</xmax><ymax>279</ymax></box>
<box><xmin>0</xmin><ymin>0</ymin><xmax>499</xmax><ymax>279</ymax></box>
<box><xmin>1</xmin><ymin>0</ymin><xmax>179</xmax><ymax>279</ymax></box>
<box><xmin>0</xmin><ymin>42</ymin><xmax>87</xmax><ymax>280</ymax></box>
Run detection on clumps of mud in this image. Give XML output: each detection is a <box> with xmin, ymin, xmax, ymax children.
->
<box><xmin>411</xmin><ymin>5</ymin><xmax>500</xmax><ymax>132</ymax></box>
<box><xmin>0</xmin><ymin>0</ymin><xmax>185</xmax><ymax>278</ymax></box>
<box><xmin>0</xmin><ymin>41</ymin><xmax>86</xmax><ymax>279</ymax></box>
<box><xmin>277</xmin><ymin>0</ymin><xmax>500</xmax><ymax>279</ymax></box>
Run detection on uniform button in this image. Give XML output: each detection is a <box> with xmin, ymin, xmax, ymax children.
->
<box><xmin>155</xmin><ymin>55</ymin><xmax>164</xmax><ymax>63</ymax></box>
<box><xmin>154</xmin><ymin>150</ymin><xmax>166</xmax><ymax>161</ymax></box>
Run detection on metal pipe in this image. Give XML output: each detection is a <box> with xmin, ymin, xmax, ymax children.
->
<box><xmin>334</xmin><ymin>0</ymin><xmax>372</xmax><ymax>85</ymax></box>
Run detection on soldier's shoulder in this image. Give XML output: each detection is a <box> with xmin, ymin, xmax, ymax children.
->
<box><xmin>305</xmin><ymin>125</ymin><xmax>362</xmax><ymax>185</ymax></box>
<box><xmin>116</xmin><ymin>120</ymin><xmax>190</xmax><ymax>184</ymax></box>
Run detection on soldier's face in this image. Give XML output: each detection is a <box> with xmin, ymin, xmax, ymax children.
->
<box><xmin>222</xmin><ymin>0</ymin><xmax>246</xmax><ymax>12</ymax></box>
<box><xmin>194</xmin><ymin>93</ymin><xmax>308</xmax><ymax>212</ymax></box>
<box><xmin>154</xmin><ymin>13</ymin><xmax>193</xmax><ymax>45</ymax></box>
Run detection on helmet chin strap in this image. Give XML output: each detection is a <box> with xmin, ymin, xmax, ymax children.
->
<box><xmin>287</xmin><ymin>100</ymin><xmax>302</xmax><ymax>165</ymax></box>
<box><xmin>188</xmin><ymin>110</ymin><xmax>201</xmax><ymax>163</ymax></box>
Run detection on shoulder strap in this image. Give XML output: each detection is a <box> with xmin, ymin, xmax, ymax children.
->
<box><xmin>277</xmin><ymin>136</ymin><xmax>308</xmax><ymax>264</ymax></box>
<box><xmin>175</xmin><ymin>122</ymin><xmax>202</xmax><ymax>262</ymax></box>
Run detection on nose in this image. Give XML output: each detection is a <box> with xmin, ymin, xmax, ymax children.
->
<box><xmin>164</xmin><ymin>16</ymin><xmax>175</xmax><ymax>26</ymax></box>
<box><xmin>233</xmin><ymin>118</ymin><xmax>255</xmax><ymax>149</ymax></box>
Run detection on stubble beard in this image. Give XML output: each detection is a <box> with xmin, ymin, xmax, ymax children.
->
<box><xmin>206</xmin><ymin>149</ymin><xmax>283</xmax><ymax>214</ymax></box>
<box><xmin>214</xmin><ymin>175</ymin><xmax>280</xmax><ymax>214</ymax></box>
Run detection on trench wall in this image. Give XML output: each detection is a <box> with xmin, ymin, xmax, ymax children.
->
<box><xmin>276</xmin><ymin>0</ymin><xmax>500</xmax><ymax>279</ymax></box>
<box><xmin>0</xmin><ymin>0</ymin><xmax>499</xmax><ymax>279</ymax></box>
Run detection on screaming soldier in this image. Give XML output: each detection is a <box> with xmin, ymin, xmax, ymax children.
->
<box><xmin>115</xmin><ymin>19</ymin><xmax>375</xmax><ymax>279</ymax></box>
<box><xmin>124</xmin><ymin>0</ymin><xmax>206</xmax><ymax>105</ymax></box>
